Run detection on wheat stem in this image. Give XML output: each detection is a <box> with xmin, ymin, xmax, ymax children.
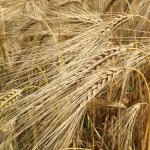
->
<box><xmin>126</xmin><ymin>67</ymin><xmax>150</xmax><ymax>150</ymax></box>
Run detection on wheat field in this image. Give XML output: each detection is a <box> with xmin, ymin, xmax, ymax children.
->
<box><xmin>0</xmin><ymin>0</ymin><xmax>150</xmax><ymax>150</ymax></box>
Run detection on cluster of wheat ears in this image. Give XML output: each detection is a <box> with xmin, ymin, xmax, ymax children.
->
<box><xmin>0</xmin><ymin>0</ymin><xmax>150</xmax><ymax>150</ymax></box>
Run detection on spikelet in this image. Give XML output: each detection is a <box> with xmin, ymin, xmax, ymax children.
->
<box><xmin>0</xmin><ymin>89</ymin><xmax>22</xmax><ymax>111</ymax></box>
<box><xmin>0</xmin><ymin>89</ymin><xmax>22</xmax><ymax>133</ymax></box>
<box><xmin>79</xmin><ymin>68</ymin><xmax>125</xmax><ymax>107</ymax></box>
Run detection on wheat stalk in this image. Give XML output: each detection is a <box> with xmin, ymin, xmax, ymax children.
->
<box><xmin>17</xmin><ymin>69</ymin><xmax>124</xmax><ymax>149</ymax></box>
<box><xmin>1</xmin><ymin>43</ymin><xmax>150</xmax><ymax>149</ymax></box>
<box><xmin>108</xmin><ymin>103</ymin><xmax>148</xmax><ymax>150</ymax></box>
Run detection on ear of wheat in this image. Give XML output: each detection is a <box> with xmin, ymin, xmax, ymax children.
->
<box><xmin>0</xmin><ymin>89</ymin><xmax>22</xmax><ymax>110</ymax></box>
<box><xmin>0</xmin><ymin>13</ymin><xmax>130</xmax><ymax>91</ymax></box>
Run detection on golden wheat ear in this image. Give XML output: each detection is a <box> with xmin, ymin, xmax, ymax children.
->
<box><xmin>0</xmin><ymin>89</ymin><xmax>22</xmax><ymax>110</ymax></box>
<box><xmin>0</xmin><ymin>89</ymin><xmax>21</xmax><ymax>144</ymax></box>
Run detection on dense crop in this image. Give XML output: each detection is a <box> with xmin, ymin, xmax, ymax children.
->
<box><xmin>0</xmin><ymin>0</ymin><xmax>150</xmax><ymax>150</ymax></box>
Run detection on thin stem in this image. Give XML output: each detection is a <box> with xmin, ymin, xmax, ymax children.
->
<box><xmin>126</xmin><ymin>67</ymin><xmax>150</xmax><ymax>150</ymax></box>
